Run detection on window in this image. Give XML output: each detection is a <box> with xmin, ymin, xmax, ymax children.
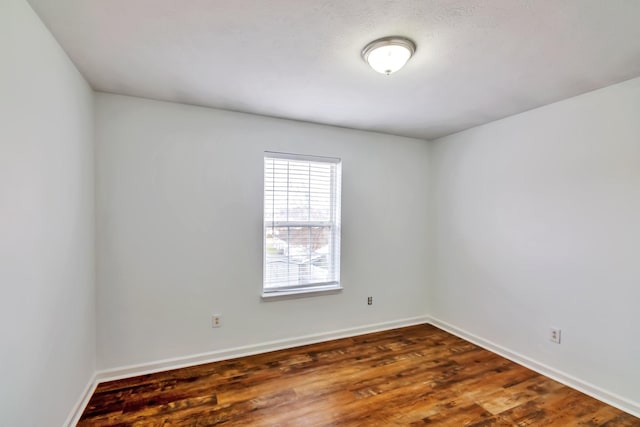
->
<box><xmin>263</xmin><ymin>152</ymin><xmax>342</xmax><ymax>296</ymax></box>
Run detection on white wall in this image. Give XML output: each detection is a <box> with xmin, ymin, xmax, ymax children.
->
<box><xmin>95</xmin><ymin>93</ymin><xmax>430</xmax><ymax>370</ymax></box>
<box><xmin>0</xmin><ymin>0</ymin><xmax>95</xmax><ymax>425</ymax></box>
<box><xmin>430</xmin><ymin>77</ymin><xmax>640</xmax><ymax>406</ymax></box>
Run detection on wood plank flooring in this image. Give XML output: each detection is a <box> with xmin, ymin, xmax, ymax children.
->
<box><xmin>78</xmin><ymin>324</ymin><xmax>639</xmax><ymax>426</ymax></box>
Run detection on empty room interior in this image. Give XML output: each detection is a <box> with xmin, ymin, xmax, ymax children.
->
<box><xmin>3</xmin><ymin>0</ymin><xmax>640</xmax><ymax>425</ymax></box>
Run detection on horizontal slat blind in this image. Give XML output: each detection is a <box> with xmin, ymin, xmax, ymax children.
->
<box><xmin>264</xmin><ymin>153</ymin><xmax>341</xmax><ymax>292</ymax></box>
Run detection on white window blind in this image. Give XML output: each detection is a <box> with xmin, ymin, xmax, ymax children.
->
<box><xmin>263</xmin><ymin>152</ymin><xmax>341</xmax><ymax>295</ymax></box>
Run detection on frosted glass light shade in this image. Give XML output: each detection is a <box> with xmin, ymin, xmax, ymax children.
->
<box><xmin>362</xmin><ymin>37</ymin><xmax>416</xmax><ymax>75</ymax></box>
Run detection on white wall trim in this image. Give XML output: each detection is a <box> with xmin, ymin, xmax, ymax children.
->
<box><xmin>71</xmin><ymin>315</ymin><xmax>639</xmax><ymax>422</ymax></box>
<box><xmin>427</xmin><ymin>316</ymin><xmax>640</xmax><ymax>418</ymax></box>
<box><xmin>64</xmin><ymin>373</ymin><xmax>98</xmax><ymax>427</ymax></box>
<box><xmin>96</xmin><ymin>315</ymin><xmax>430</xmax><ymax>383</ymax></box>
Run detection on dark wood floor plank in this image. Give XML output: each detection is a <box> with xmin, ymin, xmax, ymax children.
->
<box><xmin>475</xmin><ymin>375</ymin><xmax>565</xmax><ymax>415</ymax></box>
<box><xmin>78</xmin><ymin>324</ymin><xmax>639</xmax><ymax>426</ymax></box>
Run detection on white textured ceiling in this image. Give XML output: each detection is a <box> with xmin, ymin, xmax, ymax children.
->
<box><xmin>27</xmin><ymin>0</ymin><xmax>640</xmax><ymax>140</ymax></box>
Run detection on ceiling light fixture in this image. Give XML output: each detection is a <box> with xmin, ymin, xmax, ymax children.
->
<box><xmin>361</xmin><ymin>36</ymin><xmax>416</xmax><ymax>75</ymax></box>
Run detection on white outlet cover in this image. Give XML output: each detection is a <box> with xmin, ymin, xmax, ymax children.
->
<box><xmin>212</xmin><ymin>314</ymin><xmax>222</xmax><ymax>328</ymax></box>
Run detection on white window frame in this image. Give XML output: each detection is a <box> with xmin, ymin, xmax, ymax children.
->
<box><xmin>262</xmin><ymin>151</ymin><xmax>342</xmax><ymax>298</ymax></box>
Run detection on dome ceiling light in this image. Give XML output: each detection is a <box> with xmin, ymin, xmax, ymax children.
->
<box><xmin>361</xmin><ymin>36</ymin><xmax>416</xmax><ymax>75</ymax></box>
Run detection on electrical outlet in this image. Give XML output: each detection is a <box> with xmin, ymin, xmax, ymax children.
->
<box><xmin>550</xmin><ymin>327</ymin><xmax>561</xmax><ymax>344</ymax></box>
<box><xmin>367</xmin><ymin>296</ymin><xmax>373</xmax><ymax>305</ymax></box>
<box><xmin>212</xmin><ymin>314</ymin><xmax>222</xmax><ymax>328</ymax></box>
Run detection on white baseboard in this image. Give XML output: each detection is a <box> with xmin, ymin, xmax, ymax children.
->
<box><xmin>427</xmin><ymin>316</ymin><xmax>640</xmax><ymax>418</ymax></box>
<box><xmin>95</xmin><ymin>315</ymin><xmax>431</xmax><ymax>383</ymax></box>
<box><xmin>64</xmin><ymin>373</ymin><xmax>97</xmax><ymax>427</ymax></box>
<box><xmin>70</xmin><ymin>315</ymin><xmax>639</xmax><ymax>424</ymax></box>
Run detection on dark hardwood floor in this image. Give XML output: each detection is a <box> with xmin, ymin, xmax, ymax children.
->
<box><xmin>79</xmin><ymin>324</ymin><xmax>639</xmax><ymax>426</ymax></box>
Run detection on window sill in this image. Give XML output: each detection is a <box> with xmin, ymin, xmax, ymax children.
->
<box><xmin>261</xmin><ymin>285</ymin><xmax>343</xmax><ymax>301</ymax></box>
